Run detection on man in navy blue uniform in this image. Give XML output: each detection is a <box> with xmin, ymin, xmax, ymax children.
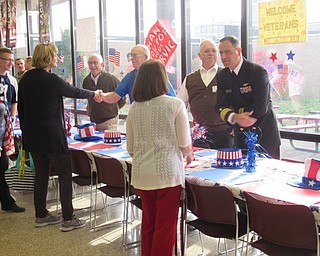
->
<box><xmin>216</xmin><ymin>36</ymin><xmax>280</xmax><ymax>159</ymax></box>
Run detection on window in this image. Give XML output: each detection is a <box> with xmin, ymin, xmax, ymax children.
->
<box><xmin>247</xmin><ymin>0</ymin><xmax>320</xmax><ymax>116</ymax></box>
<box><xmin>186</xmin><ymin>0</ymin><xmax>241</xmax><ymax>77</ymax></box>
<box><xmin>141</xmin><ymin>0</ymin><xmax>181</xmax><ymax>91</ymax></box>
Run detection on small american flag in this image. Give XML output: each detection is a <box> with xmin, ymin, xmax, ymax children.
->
<box><xmin>76</xmin><ymin>55</ymin><xmax>87</xmax><ymax>70</ymax></box>
<box><xmin>108</xmin><ymin>48</ymin><xmax>120</xmax><ymax>67</ymax></box>
<box><xmin>288</xmin><ymin>70</ymin><xmax>304</xmax><ymax>85</ymax></box>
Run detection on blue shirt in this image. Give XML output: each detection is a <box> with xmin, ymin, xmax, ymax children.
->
<box><xmin>115</xmin><ymin>69</ymin><xmax>176</xmax><ymax>103</ymax></box>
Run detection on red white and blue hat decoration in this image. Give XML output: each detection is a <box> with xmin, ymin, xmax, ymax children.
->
<box><xmin>287</xmin><ymin>158</ymin><xmax>320</xmax><ymax>190</ymax></box>
<box><xmin>216</xmin><ymin>148</ymin><xmax>243</xmax><ymax>168</ymax></box>
<box><xmin>74</xmin><ymin>122</ymin><xmax>102</xmax><ymax>141</ymax></box>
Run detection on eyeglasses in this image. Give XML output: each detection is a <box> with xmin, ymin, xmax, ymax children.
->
<box><xmin>88</xmin><ymin>61</ymin><xmax>100</xmax><ymax>65</ymax></box>
<box><xmin>130</xmin><ymin>53</ymin><xmax>144</xmax><ymax>59</ymax></box>
<box><xmin>0</xmin><ymin>56</ymin><xmax>14</xmax><ymax>62</ymax></box>
<box><xmin>202</xmin><ymin>49</ymin><xmax>217</xmax><ymax>54</ymax></box>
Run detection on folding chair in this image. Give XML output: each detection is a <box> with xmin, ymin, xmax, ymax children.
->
<box><xmin>185</xmin><ymin>180</ymin><xmax>248</xmax><ymax>255</ymax></box>
<box><xmin>69</xmin><ymin>149</ymin><xmax>97</xmax><ymax>226</ymax></box>
<box><xmin>47</xmin><ymin>165</ymin><xmax>60</xmax><ymax>213</ymax></box>
<box><xmin>244</xmin><ymin>191</ymin><xmax>320</xmax><ymax>256</ymax></box>
<box><xmin>92</xmin><ymin>153</ymin><xmax>130</xmax><ymax>246</ymax></box>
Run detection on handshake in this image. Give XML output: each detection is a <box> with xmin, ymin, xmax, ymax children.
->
<box><xmin>93</xmin><ymin>90</ymin><xmax>105</xmax><ymax>103</ymax></box>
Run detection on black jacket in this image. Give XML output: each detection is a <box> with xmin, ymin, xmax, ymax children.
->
<box><xmin>18</xmin><ymin>69</ymin><xmax>94</xmax><ymax>153</ymax></box>
<box><xmin>216</xmin><ymin>58</ymin><xmax>280</xmax><ymax>156</ymax></box>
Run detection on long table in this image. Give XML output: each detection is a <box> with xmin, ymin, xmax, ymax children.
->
<box><xmin>67</xmin><ymin>131</ymin><xmax>320</xmax><ymax>225</ymax></box>
<box><xmin>68</xmin><ymin>131</ymin><xmax>131</xmax><ymax>160</ymax></box>
<box><xmin>185</xmin><ymin>149</ymin><xmax>320</xmax><ymax>225</ymax></box>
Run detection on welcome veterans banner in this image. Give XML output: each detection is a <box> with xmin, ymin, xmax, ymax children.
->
<box><xmin>258</xmin><ymin>0</ymin><xmax>306</xmax><ymax>45</ymax></box>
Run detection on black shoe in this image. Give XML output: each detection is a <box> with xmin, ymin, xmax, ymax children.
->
<box><xmin>2</xmin><ymin>203</ymin><xmax>26</xmax><ymax>212</ymax></box>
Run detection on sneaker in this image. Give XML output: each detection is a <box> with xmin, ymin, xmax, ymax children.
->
<box><xmin>35</xmin><ymin>213</ymin><xmax>62</xmax><ymax>228</ymax></box>
<box><xmin>2</xmin><ymin>203</ymin><xmax>25</xmax><ymax>213</ymax></box>
<box><xmin>60</xmin><ymin>215</ymin><xmax>86</xmax><ymax>232</ymax></box>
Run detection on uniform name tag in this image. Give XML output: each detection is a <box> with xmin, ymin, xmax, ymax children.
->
<box><xmin>212</xmin><ymin>86</ymin><xmax>217</xmax><ymax>93</ymax></box>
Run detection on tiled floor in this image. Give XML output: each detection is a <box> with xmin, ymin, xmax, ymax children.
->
<box><xmin>8</xmin><ymin>175</ymin><xmax>320</xmax><ymax>256</ymax></box>
<box><xmin>2</xmin><ymin>182</ymin><xmax>269</xmax><ymax>256</ymax></box>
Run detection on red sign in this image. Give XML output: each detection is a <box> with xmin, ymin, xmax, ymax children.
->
<box><xmin>145</xmin><ymin>20</ymin><xmax>177</xmax><ymax>67</ymax></box>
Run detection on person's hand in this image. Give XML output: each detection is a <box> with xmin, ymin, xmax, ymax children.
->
<box><xmin>93</xmin><ymin>90</ymin><xmax>103</xmax><ymax>103</ymax></box>
<box><xmin>230</xmin><ymin>128</ymin><xmax>235</xmax><ymax>137</ymax></box>
<box><xmin>232</xmin><ymin>111</ymin><xmax>257</xmax><ymax>127</ymax></box>
<box><xmin>99</xmin><ymin>91</ymin><xmax>105</xmax><ymax>99</ymax></box>
<box><xmin>66</xmin><ymin>75</ymin><xmax>73</xmax><ymax>85</ymax></box>
<box><xmin>185</xmin><ymin>152</ymin><xmax>194</xmax><ymax>166</ymax></box>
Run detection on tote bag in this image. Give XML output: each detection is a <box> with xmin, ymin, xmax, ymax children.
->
<box><xmin>5</xmin><ymin>149</ymin><xmax>35</xmax><ymax>191</ymax></box>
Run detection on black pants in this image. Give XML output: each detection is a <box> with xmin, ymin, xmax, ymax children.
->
<box><xmin>205</xmin><ymin>128</ymin><xmax>234</xmax><ymax>149</ymax></box>
<box><xmin>31</xmin><ymin>151</ymin><xmax>74</xmax><ymax>221</ymax></box>
<box><xmin>0</xmin><ymin>148</ymin><xmax>15</xmax><ymax>208</ymax></box>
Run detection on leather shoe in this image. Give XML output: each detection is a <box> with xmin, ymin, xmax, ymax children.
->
<box><xmin>2</xmin><ymin>203</ymin><xmax>25</xmax><ymax>212</ymax></box>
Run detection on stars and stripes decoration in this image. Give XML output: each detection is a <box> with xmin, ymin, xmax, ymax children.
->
<box><xmin>78</xmin><ymin>122</ymin><xmax>96</xmax><ymax>138</ymax></box>
<box><xmin>288</xmin><ymin>70</ymin><xmax>304</xmax><ymax>85</ymax></box>
<box><xmin>287</xmin><ymin>158</ymin><xmax>320</xmax><ymax>190</ymax></box>
<box><xmin>191</xmin><ymin>123</ymin><xmax>207</xmax><ymax>143</ymax></box>
<box><xmin>108</xmin><ymin>48</ymin><xmax>120</xmax><ymax>67</ymax></box>
<box><xmin>76</xmin><ymin>55</ymin><xmax>87</xmax><ymax>70</ymax></box>
<box><xmin>305</xmin><ymin>158</ymin><xmax>320</xmax><ymax>179</ymax></box>
<box><xmin>216</xmin><ymin>148</ymin><xmax>243</xmax><ymax>168</ymax></box>
<box><xmin>57</xmin><ymin>52</ymin><xmax>64</xmax><ymax>64</ymax></box>
<box><xmin>286</xmin><ymin>50</ymin><xmax>295</xmax><ymax>61</ymax></box>
<box><xmin>104</xmin><ymin>130</ymin><xmax>121</xmax><ymax>144</ymax></box>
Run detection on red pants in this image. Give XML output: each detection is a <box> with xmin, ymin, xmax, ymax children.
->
<box><xmin>138</xmin><ymin>185</ymin><xmax>182</xmax><ymax>256</ymax></box>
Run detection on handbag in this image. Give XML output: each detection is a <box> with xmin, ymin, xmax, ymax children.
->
<box><xmin>5</xmin><ymin>148</ymin><xmax>35</xmax><ymax>191</ymax></box>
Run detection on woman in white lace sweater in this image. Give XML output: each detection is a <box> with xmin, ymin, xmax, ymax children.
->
<box><xmin>126</xmin><ymin>59</ymin><xmax>193</xmax><ymax>256</ymax></box>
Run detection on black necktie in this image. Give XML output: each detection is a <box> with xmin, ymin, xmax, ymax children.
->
<box><xmin>231</xmin><ymin>71</ymin><xmax>237</xmax><ymax>78</ymax></box>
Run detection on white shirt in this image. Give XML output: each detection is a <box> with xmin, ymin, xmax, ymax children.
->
<box><xmin>90</xmin><ymin>73</ymin><xmax>101</xmax><ymax>85</ymax></box>
<box><xmin>126</xmin><ymin>95</ymin><xmax>191</xmax><ymax>190</ymax></box>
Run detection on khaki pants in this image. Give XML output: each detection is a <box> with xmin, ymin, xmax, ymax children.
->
<box><xmin>95</xmin><ymin>116</ymin><xmax>119</xmax><ymax>131</ymax></box>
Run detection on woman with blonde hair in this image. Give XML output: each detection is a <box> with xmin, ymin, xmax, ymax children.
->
<box><xmin>18</xmin><ymin>42</ymin><xmax>101</xmax><ymax>231</ymax></box>
<box><xmin>126</xmin><ymin>59</ymin><xmax>193</xmax><ymax>255</ymax></box>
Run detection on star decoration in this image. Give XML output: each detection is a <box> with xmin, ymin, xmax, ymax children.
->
<box><xmin>269</xmin><ymin>52</ymin><xmax>278</xmax><ymax>62</ymax></box>
<box><xmin>309</xmin><ymin>180</ymin><xmax>316</xmax><ymax>187</ymax></box>
<box><xmin>287</xmin><ymin>50</ymin><xmax>295</xmax><ymax>61</ymax></box>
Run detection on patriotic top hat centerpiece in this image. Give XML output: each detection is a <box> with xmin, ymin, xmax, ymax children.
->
<box><xmin>287</xmin><ymin>158</ymin><xmax>320</xmax><ymax>190</ymax></box>
<box><xmin>74</xmin><ymin>122</ymin><xmax>102</xmax><ymax>141</ymax></box>
<box><xmin>216</xmin><ymin>148</ymin><xmax>243</xmax><ymax>168</ymax></box>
